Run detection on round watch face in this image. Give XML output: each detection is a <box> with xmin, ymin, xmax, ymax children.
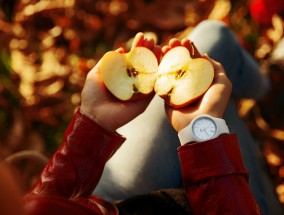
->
<box><xmin>192</xmin><ymin>117</ymin><xmax>217</xmax><ymax>141</ymax></box>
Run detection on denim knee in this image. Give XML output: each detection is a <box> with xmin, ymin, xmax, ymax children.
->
<box><xmin>189</xmin><ymin>20</ymin><xmax>269</xmax><ymax>99</ymax></box>
<box><xmin>189</xmin><ymin>20</ymin><xmax>243</xmax><ymax>94</ymax></box>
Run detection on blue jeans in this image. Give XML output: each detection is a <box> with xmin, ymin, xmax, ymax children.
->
<box><xmin>94</xmin><ymin>20</ymin><xmax>283</xmax><ymax>215</ymax></box>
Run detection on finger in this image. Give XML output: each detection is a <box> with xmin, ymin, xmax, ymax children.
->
<box><xmin>181</xmin><ymin>39</ymin><xmax>192</xmax><ymax>50</ymax></box>
<box><xmin>203</xmin><ymin>54</ymin><xmax>227</xmax><ymax>79</ymax></box>
<box><xmin>162</xmin><ymin>45</ymin><xmax>171</xmax><ymax>55</ymax></box>
<box><xmin>203</xmin><ymin>54</ymin><xmax>221</xmax><ymax>70</ymax></box>
<box><xmin>188</xmin><ymin>54</ymin><xmax>232</xmax><ymax>118</ymax></box>
<box><xmin>200</xmin><ymin>78</ymin><xmax>232</xmax><ymax>118</ymax></box>
<box><xmin>131</xmin><ymin>32</ymin><xmax>145</xmax><ymax>49</ymax></box>
<box><xmin>199</xmin><ymin>57</ymin><xmax>232</xmax><ymax>118</ymax></box>
<box><xmin>114</xmin><ymin>47</ymin><xmax>125</xmax><ymax>53</ymax></box>
<box><xmin>143</xmin><ymin>37</ymin><xmax>155</xmax><ymax>50</ymax></box>
<box><xmin>169</xmin><ymin>38</ymin><xmax>181</xmax><ymax>48</ymax></box>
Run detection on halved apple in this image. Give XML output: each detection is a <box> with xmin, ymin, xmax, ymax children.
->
<box><xmin>154</xmin><ymin>46</ymin><xmax>214</xmax><ymax>108</ymax></box>
<box><xmin>100</xmin><ymin>47</ymin><xmax>158</xmax><ymax>101</ymax></box>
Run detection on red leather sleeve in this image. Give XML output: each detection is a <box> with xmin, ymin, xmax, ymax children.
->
<box><xmin>27</xmin><ymin>109</ymin><xmax>125</xmax><ymax>199</ymax></box>
<box><xmin>178</xmin><ymin>134</ymin><xmax>262</xmax><ymax>215</ymax></box>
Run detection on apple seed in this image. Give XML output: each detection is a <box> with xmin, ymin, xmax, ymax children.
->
<box><xmin>175</xmin><ymin>70</ymin><xmax>186</xmax><ymax>79</ymax></box>
<box><xmin>127</xmin><ymin>67</ymin><xmax>139</xmax><ymax>77</ymax></box>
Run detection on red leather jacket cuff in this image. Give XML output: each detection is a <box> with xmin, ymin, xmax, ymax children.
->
<box><xmin>28</xmin><ymin>108</ymin><xmax>126</xmax><ymax>198</ymax></box>
<box><xmin>66</xmin><ymin>108</ymin><xmax>126</xmax><ymax>158</ymax></box>
<box><xmin>178</xmin><ymin>134</ymin><xmax>248</xmax><ymax>183</ymax></box>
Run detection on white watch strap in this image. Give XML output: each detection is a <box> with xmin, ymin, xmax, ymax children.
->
<box><xmin>178</xmin><ymin>115</ymin><xmax>230</xmax><ymax>145</ymax></box>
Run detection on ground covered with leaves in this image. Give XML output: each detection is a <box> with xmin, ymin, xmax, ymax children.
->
<box><xmin>1</xmin><ymin>0</ymin><xmax>284</xmax><ymax>205</ymax></box>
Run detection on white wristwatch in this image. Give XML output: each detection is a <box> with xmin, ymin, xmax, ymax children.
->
<box><xmin>178</xmin><ymin>114</ymin><xmax>230</xmax><ymax>145</ymax></box>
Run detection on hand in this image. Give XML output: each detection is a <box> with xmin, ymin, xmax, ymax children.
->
<box><xmin>163</xmin><ymin>38</ymin><xmax>232</xmax><ymax>132</ymax></box>
<box><xmin>80</xmin><ymin>33</ymin><xmax>162</xmax><ymax>132</ymax></box>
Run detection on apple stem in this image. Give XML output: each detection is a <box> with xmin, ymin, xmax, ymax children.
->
<box><xmin>190</xmin><ymin>42</ymin><xmax>202</xmax><ymax>58</ymax></box>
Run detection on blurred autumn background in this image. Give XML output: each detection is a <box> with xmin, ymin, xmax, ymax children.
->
<box><xmin>1</xmin><ymin>0</ymin><xmax>284</xmax><ymax>206</ymax></box>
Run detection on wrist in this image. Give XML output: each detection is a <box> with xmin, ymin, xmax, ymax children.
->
<box><xmin>79</xmin><ymin>107</ymin><xmax>116</xmax><ymax>132</ymax></box>
<box><xmin>178</xmin><ymin>114</ymin><xmax>230</xmax><ymax>145</ymax></box>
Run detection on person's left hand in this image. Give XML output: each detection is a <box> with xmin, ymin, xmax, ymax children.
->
<box><xmin>162</xmin><ymin>38</ymin><xmax>232</xmax><ymax>132</ymax></box>
<box><xmin>80</xmin><ymin>33</ymin><xmax>162</xmax><ymax>132</ymax></box>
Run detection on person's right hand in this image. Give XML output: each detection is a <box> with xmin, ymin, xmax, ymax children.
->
<box><xmin>163</xmin><ymin>38</ymin><xmax>232</xmax><ymax>132</ymax></box>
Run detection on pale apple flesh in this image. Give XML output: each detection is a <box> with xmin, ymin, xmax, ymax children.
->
<box><xmin>100</xmin><ymin>47</ymin><xmax>158</xmax><ymax>101</ymax></box>
<box><xmin>154</xmin><ymin>46</ymin><xmax>214</xmax><ymax>108</ymax></box>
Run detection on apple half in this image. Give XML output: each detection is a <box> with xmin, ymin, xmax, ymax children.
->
<box><xmin>154</xmin><ymin>46</ymin><xmax>214</xmax><ymax>108</ymax></box>
<box><xmin>100</xmin><ymin>47</ymin><xmax>158</xmax><ymax>101</ymax></box>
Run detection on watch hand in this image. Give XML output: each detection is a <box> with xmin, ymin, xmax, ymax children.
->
<box><xmin>205</xmin><ymin>123</ymin><xmax>211</xmax><ymax>130</ymax></box>
<box><xmin>203</xmin><ymin>128</ymin><xmax>210</xmax><ymax>137</ymax></box>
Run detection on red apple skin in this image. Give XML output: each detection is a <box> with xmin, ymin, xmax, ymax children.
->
<box><xmin>163</xmin><ymin>91</ymin><xmax>207</xmax><ymax>109</ymax></box>
<box><xmin>158</xmin><ymin>86</ymin><xmax>206</xmax><ymax>109</ymax></box>
<box><xmin>110</xmin><ymin>90</ymin><xmax>155</xmax><ymax>102</ymax></box>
